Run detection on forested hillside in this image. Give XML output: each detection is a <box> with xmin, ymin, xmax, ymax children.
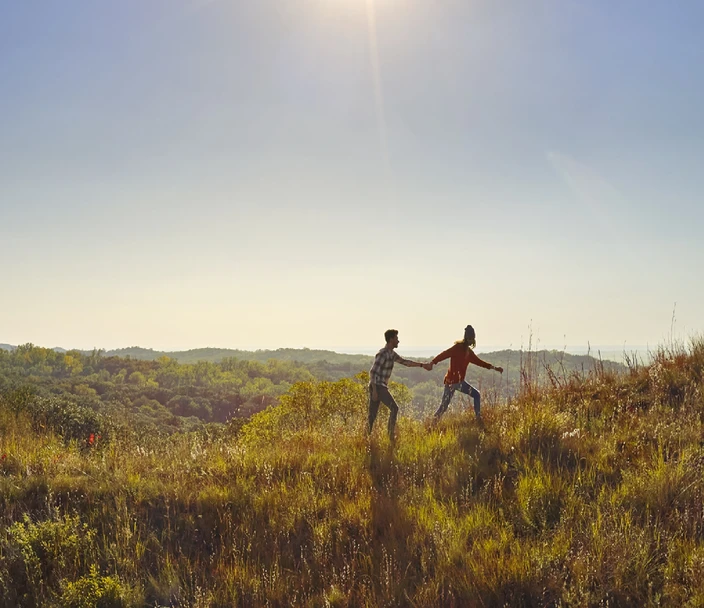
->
<box><xmin>0</xmin><ymin>344</ymin><xmax>623</xmax><ymax>434</ymax></box>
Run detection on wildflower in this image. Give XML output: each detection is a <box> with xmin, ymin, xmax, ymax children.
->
<box><xmin>561</xmin><ymin>428</ymin><xmax>581</xmax><ymax>440</ymax></box>
<box><xmin>88</xmin><ymin>433</ymin><xmax>95</xmax><ymax>446</ymax></box>
<box><xmin>1</xmin><ymin>454</ymin><xmax>6</xmax><ymax>461</ymax></box>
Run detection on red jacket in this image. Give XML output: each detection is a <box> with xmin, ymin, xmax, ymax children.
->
<box><xmin>432</xmin><ymin>343</ymin><xmax>492</xmax><ymax>385</ymax></box>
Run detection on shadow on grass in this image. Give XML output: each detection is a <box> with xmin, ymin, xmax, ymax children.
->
<box><xmin>367</xmin><ymin>441</ymin><xmax>424</xmax><ymax>605</ymax></box>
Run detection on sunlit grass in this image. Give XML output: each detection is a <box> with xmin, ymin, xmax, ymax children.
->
<box><xmin>1</xmin><ymin>339</ymin><xmax>704</xmax><ymax>605</ymax></box>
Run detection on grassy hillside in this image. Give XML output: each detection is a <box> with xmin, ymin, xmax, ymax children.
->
<box><xmin>0</xmin><ymin>340</ymin><xmax>699</xmax><ymax>606</ymax></box>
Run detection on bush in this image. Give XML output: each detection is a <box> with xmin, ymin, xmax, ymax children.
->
<box><xmin>59</xmin><ymin>565</ymin><xmax>129</xmax><ymax>608</ymax></box>
<box><xmin>0</xmin><ymin>511</ymin><xmax>96</xmax><ymax>607</ymax></box>
<box><xmin>3</xmin><ymin>390</ymin><xmax>105</xmax><ymax>444</ymax></box>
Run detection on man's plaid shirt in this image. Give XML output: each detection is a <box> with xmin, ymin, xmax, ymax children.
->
<box><xmin>369</xmin><ymin>347</ymin><xmax>415</xmax><ymax>387</ymax></box>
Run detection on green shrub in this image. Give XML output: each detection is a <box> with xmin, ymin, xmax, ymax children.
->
<box><xmin>0</xmin><ymin>511</ymin><xmax>96</xmax><ymax>606</ymax></box>
<box><xmin>59</xmin><ymin>565</ymin><xmax>129</xmax><ymax>608</ymax></box>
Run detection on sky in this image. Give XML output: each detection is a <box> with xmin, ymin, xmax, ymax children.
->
<box><xmin>1</xmin><ymin>0</ymin><xmax>703</xmax><ymax>354</ymax></box>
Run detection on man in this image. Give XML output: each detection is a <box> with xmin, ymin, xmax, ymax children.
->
<box><xmin>429</xmin><ymin>324</ymin><xmax>503</xmax><ymax>422</ymax></box>
<box><xmin>368</xmin><ymin>329</ymin><xmax>429</xmax><ymax>441</ymax></box>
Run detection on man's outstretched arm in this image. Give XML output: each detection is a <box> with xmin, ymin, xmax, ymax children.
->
<box><xmin>393</xmin><ymin>352</ymin><xmax>427</xmax><ymax>368</ymax></box>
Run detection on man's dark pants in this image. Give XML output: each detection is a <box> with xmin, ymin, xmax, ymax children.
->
<box><xmin>368</xmin><ymin>384</ymin><xmax>398</xmax><ymax>439</ymax></box>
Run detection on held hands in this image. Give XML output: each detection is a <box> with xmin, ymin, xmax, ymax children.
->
<box><xmin>422</xmin><ymin>362</ymin><xmax>434</xmax><ymax>371</ymax></box>
<box><xmin>493</xmin><ymin>365</ymin><xmax>504</xmax><ymax>373</ymax></box>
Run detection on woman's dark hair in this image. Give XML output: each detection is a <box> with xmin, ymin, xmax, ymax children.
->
<box><xmin>455</xmin><ymin>325</ymin><xmax>476</xmax><ymax>349</ymax></box>
<box><xmin>384</xmin><ymin>329</ymin><xmax>398</xmax><ymax>343</ymax></box>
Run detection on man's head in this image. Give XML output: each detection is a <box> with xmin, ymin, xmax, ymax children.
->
<box><xmin>384</xmin><ymin>329</ymin><xmax>399</xmax><ymax>348</ymax></box>
<box><xmin>464</xmin><ymin>325</ymin><xmax>476</xmax><ymax>347</ymax></box>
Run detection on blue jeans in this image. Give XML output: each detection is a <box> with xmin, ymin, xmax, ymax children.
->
<box><xmin>433</xmin><ymin>381</ymin><xmax>481</xmax><ymax>419</ymax></box>
<box><xmin>368</xmin><ymin>384</ymin><xmax>399</xmax><ymax>439</ymax></box>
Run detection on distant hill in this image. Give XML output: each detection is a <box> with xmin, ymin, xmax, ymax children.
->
<box><xmin>0</xmin><ymin>342</ymin><xmax>627</xmax><ymax>375</ymax></box>
<box><xmin>101</xmin><ymin>346</ymin><xmax>626</xmax><ymax>374</ymax></box>
<box><xmin>102</xmin><ymin>346</ymin><xmax>374</xmax><ymax>366</ymax></box>
<box><xmin>0</xmin><ymin>343</ymin><xmax>370</xmax><ymax>364</ymax></box>
<box><xmin>0</xmin><ymin>343</ymin><xmax>65</xmax><ymax>353</ymax></box>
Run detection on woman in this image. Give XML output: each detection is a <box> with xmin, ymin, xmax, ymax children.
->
<box><xmin>429</xmin><ymin>325</ymin><xmax>503</xmax><ymax>421</ymax></box>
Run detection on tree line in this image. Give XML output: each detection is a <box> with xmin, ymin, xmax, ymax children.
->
<box><xmin>0</xmin><ymin>343</ymin><xmax>623</xmax><ymax>438</ymax></box>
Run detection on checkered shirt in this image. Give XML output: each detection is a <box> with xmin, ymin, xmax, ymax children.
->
<box><xmin>369</xmin><ymin>347</ymin><xmax>414</xmax><ymax>387</ymax></box>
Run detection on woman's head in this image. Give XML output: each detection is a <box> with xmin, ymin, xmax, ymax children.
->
<box><xmin>463</xmin><ymin>325</ymin><xmax>476</xmax><ymax>348</ymax></box>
